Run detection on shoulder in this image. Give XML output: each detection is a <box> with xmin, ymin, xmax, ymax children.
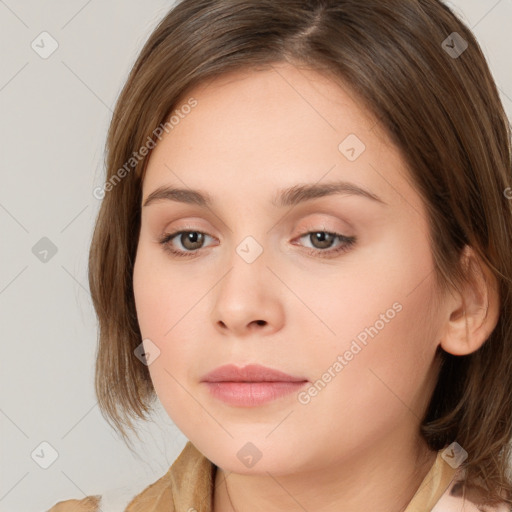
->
<box><xmin>46</xmin><ymin>495</ymin><xmax>101</xmax><ymax>512</ymax></box>
<box><xmin>124</xmin><ymin>440</ymin><xmax>215</xmax><ymax>511</ymax></box>
<box><xmin>46</xmin><ymin>441</ymin><xmax>215</xmax><ymax>512</ymax></box>
<box><xmin>45</xmin><ymin>481</ymin><xmax>158</xmax><ymax>512</ymax></box>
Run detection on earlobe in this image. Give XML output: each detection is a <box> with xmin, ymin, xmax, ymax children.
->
<box><xmin>439</xmin><ymin>245</ymin><xmax>500</xmax><ymax>356</ymax></box>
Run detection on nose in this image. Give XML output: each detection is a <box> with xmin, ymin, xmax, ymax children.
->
<box><xmin>211</xmin><ymin>245</ymin><xmax>285</xmax><ymax>338</ymax></box>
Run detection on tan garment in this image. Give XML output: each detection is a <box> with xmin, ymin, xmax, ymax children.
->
<box><xmin>45</xmin><ymin>441</ymin><xmax>485</xmax><ymax>512</ymax></box>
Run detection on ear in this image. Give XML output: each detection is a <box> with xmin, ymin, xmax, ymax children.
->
<box><xmin>439</xmin><ymin>245</ymin><xmax>500</xmax><ymax>356</ymax></box>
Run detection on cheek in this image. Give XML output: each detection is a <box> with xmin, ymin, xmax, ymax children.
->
<box><xmin>133</xmin><ymin>242</ymin><xmax>202</xmax><ymax>339</ymax></box>
<box><xmin>133</xmin><ymin>256</ymin><xmax>198</xmax><ymax>432</ymax></box>
<box><xmin>295</xmin><ymin>231</ymin><xmax>440</xmax><ymax>415</ymax></box>
<box><xmin>293</xmin><ymin>281</ymin><xmax>440</xmax><ymax>450</ymax></box>
<box><xmin>132</xmin><ymin>245</ymin><xmax>207</xmax><ymax>404</ymax></box>
<box><xmin>291</xmin><ymin>227</ymin><xmax>437</xmax><ymax>356</ymax></box>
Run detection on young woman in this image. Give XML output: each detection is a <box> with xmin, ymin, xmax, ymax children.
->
<box><xmin>49</xmin><ymin>0</ymin><xmax>512</xmax><ymax>510</ymax></box>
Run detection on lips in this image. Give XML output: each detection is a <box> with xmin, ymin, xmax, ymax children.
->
<box><xmin>200</xmin><ymin>364</ymin><xmax>308</xmax><ymax>407</ymax></box>
<box><xmin>200</xmin><ymin>363</ymin><xmax>307</xmax><ymax>383</ymax></box>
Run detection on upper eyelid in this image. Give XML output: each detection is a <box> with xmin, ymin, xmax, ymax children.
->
<box><xmin>166</xmin><ymin>225</ymin><xmax>349</xmax><ymax>240</ymax></box>
<box><xmin>164</xmin><ymin>215</ymin><xmax>351</xmax><ymax>237</ymax></box>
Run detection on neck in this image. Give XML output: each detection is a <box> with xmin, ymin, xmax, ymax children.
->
<box><xmin>213</xmin><ymin>434</ymin><xmax>437</xmax><ymax>512</ymax></box>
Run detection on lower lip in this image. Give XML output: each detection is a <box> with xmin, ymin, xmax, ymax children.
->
<box><xmin>203</xmin><ymin>381</ymin><xmax>308</xmax><ymax>407</ymax></box>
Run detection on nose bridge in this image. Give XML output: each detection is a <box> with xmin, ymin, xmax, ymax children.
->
<box><xmin>211</xmin><ymin>231</ymin><xmax>283</xmax><ymax>334</ymax></box>
<box><xmin>220</xmin><ymin>233</ymin><xmax>269</xmax><ymax>301</ymax></box>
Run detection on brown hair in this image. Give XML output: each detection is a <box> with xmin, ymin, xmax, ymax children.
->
<box><xmin>88</xmin><ymin>0</ymin><xmax>512</xmax><ymax>505</ymax></box>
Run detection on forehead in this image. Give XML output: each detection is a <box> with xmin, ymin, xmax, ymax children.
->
<box><xmin>141</xmin><ymin>62</ymin><xmax>421</xmax><ymax>217</ymax></box>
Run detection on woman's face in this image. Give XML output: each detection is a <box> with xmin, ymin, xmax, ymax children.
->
<box><xmin>133</xmin><ymin>62</ymin><xmax>446</xmax><ymax>474</ymax></box>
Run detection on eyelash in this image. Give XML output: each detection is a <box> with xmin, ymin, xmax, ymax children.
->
<box><xmin>157</xmin><ymin>229</ymin><xmax>357</xmax><ymax>259</ymax></box>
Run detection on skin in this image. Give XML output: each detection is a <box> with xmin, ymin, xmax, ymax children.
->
<box><xmin>132</xmin><ymin>62</ymin><xmax>499</xmax><ymax>512</ymax></box>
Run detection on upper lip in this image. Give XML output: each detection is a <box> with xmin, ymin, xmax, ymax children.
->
<box><xmin>201</xmin><ymin>364</ymin><xmax>307</xmax><ymax>383</ymax></box>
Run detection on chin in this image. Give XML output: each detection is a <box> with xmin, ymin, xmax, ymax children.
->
<box><xmin>191</xmin><ymin>434</ymin><xmax>308</xmax><ymax>474</ymax></box>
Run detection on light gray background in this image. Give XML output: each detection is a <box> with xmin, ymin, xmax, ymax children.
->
<box><xmin>1</xmin><ymin>1</ymin><xmax>511</xmax><ymax>511</ymax></box>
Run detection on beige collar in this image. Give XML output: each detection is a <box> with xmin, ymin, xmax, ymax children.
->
<box><xmin>125</xmin><ymin>441</ymin><xmax>457</xmax><ymax>512</ymax></box>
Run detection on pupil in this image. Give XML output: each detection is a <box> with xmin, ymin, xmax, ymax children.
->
<box><xmin>183</xmin><ymin>232</ymin><xmax>203</xmax><ymax>249</ymax></box>
<box><xmin>313</xmin><ymin>232</ymin><xmax>334</xmax><ymax>249</ymax></box>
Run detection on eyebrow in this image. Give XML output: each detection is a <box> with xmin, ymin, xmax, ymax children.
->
<box><xmin>142</xmin><ymin>181</ymin><xmax>386</xmax><ymax>208</ymax></box>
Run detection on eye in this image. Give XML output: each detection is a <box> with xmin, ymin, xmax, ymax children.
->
<box><xmin>294</xmin><ymin>230</ymin><xmax>356</xmax><ymax>258</ymax></box>
<box><xmin>158</xmin><ymin>230</ymin><xmax>216</xmax><ymax>258</ymax></box>
<box><xmin>157</xmin><ymin>229</ymin><xmax>357</xmax><ymax>259</ymax></box>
